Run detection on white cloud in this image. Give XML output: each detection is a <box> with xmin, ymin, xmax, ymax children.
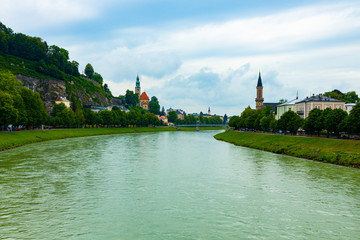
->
<box><xmin>76</xmin><ymin>2</ymin><xmax>360</xmax><ymax>115</ymax></box>
<box><xmin>0</xmin><ymin>0</ymin><xmax>122</xmax><ymax>32</ymax></box>
<box><xmin>4</xmin><ymin>1</ymin><xmax>360</xmax><ymax>115</ymax></box>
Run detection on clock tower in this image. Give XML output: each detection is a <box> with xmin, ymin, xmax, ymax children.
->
<box><xmin>255</xmin><ymin>71</ymin><xmax>264</xmax><ymax>110</ymax></box>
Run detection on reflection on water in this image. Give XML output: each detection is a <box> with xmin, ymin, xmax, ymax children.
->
<box><xmin>1</xmin><ymin>130</ymin><xmax>360</xmax><ymax>239</ymax></box>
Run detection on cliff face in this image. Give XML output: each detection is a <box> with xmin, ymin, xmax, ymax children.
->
<box><xmin>17</xmin><ymin>75</ymin><xmax>112</xmax><ymax>113</ymax></box>
<box><xmin>17</xmin><ymin>75</ymin><xmax>66</xmax><ymax>113</ymax></box>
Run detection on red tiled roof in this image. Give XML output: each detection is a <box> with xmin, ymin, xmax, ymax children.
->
<box><xmin>140</xmin><ymin>92</ymin><xmax>149</xmax><ymax>100</ymax></box>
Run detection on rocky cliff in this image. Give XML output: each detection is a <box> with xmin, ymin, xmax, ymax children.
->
<box><xmin>17</xmin><ymin>75</ymin><xmax>112</xmax><ymax>113</ymax></box>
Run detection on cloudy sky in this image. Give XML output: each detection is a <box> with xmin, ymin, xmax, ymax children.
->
<box><xmin>1</xmin><ymin>0</ymin><xmax>360</xmax><ymax>115</ymax></box>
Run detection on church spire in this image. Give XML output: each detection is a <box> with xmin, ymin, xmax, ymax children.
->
<box><xmin>257</xmin><ymin>71</ymin><xmax>262</xmax><ymax>87</ymax></box>
<box><xmin>255</xmin><ymin>70</ymin><xmax>264</xmax><ymax>110</ymax></box>
<box><xmin>135</xmin><ymin>73</ymin><xmax>141</xmax><ymax>97</ymax></box>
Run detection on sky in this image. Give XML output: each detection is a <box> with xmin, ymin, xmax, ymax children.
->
<box><xmin>1</xmin><ymin>0</ymin><xmax>360</xmax><ymax>116</ymax></box>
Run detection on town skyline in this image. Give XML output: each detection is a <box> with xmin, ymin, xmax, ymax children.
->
<box><xmin>2</xmin><ymin>0</ymin><xmax>360</xmax><ymax>115</ymax></box>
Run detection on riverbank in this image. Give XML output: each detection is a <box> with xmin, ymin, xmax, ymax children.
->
<box><xmin>0</xmin><ymin>126</ymin><xmax>225</xmax><ymax>151</ymax></box>
<box><xmin>214</xmin><ymin>130</ymin><xmax>360</xmax><ymax>168</ymax></box>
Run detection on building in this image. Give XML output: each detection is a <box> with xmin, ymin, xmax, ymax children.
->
<box><xmin>135</xmin><ymin>74</ymin><xmax>150</xmax><ymax>110</ymax></box>
<box><xmin>295</xmin><ymin>94</ymin><xmax>345</xmax><ymax>119</ymax></box>
<box><xmin>345</xmin><ymin>103</ymin><xmax>356</xmax><ymax>114</ymax></box>
<box><xmin>139</xmin><ymin>92</ymin><xmax>149</xmax><ymax>110</ymax></box>
<box><xmin>276</xmin><ymin>96</ymin><xmax>299</xmax><ymax>120</ymax></box>
<box><xmin>157</xmin><ymin>115</ymin><xmax>168</xmax><ymax>124</ymax></box>
<box><xmin>255</xmin><ymin>71</ymin><xmax>264</xmax><ymax>110</ymax></box>
<box><xmin>90</xmin><ymin>106</ymin><xmax>107</xmax><ymax>112</ymax></box>
<box><xmin>55</xmin><ymin>96</ymin><xmax>71</xmax><ymax>108</ymax></box>
<box><xmin>135</xmin><ymin>74</ymin><xmax>141</xmax><ymax>96</ymax></box>
<box><xmin>255</xmin><ymin>71</ymin><xmax>278</xmax><ymax>111</ymax></box>
<box><xmin>167</xmin><ymin>108</ymin><xmax>185</xmax><ymax>120</ymax></box>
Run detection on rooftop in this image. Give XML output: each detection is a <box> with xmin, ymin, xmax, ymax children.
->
<box><xmin>297</xmin><ymin>94</ymin><xmax>345</xmax><ymax>103</ymax></box>
<box><xmin>278</xmin><ymin>98</ymin><xmax>299</xmax><ymax>106</ymax></box>
<box><xmin>140</xmin><ymin>92</ymin><xmax>149</xmax><ymax>100</ymax></box>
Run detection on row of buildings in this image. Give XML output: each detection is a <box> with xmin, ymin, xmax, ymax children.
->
<box><xmin>255</xmin><ymin>72</ymin><xmax>356</xmax><ymax>120</ymax></box>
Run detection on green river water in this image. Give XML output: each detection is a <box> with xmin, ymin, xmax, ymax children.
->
<box><xmin>0</xmin><ymin>130</ymin><xmax>359</xmax><ymax>239</ymax></box>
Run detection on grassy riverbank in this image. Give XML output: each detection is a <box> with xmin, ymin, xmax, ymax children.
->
<box><xmin>0</xmin><ymin>126</ymin><xmax>225</xmax><ymax>151</ymax></box>
<box><xmin>214</xmin><ymin>131</ymin><xmax>360</xmax><ymax>168</ymax></box>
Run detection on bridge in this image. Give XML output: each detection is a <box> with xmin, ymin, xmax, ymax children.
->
<box><xmin>174</xmin><ymin>123</ymin><xmax>228</xmax><ymax>131</ymax></box>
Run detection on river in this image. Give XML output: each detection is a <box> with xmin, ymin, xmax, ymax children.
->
<box><xmin>0</xmin><ymin>130</ymin><xmax>359</xmax><ymax>239</ymax></box>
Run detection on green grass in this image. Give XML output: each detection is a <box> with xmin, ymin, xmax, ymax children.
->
<box><xmin>214</xmin><ymin>131</ymin><xmax>360</xmax><ymax>168</ymax></box>
<box><xmin>0</xmin><ymin>126</ymin><xmax>225</xmax><ymax>151</ymax></box>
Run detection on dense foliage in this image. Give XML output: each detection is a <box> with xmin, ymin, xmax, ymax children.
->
<box><xmin>172</xmin><ymin>113</ymin><xmax>224</xmax><ymax>125</ymax></box>
<box><xmin>324</xmin><ymin>89</ymin><xmax>359</xmax><ymax>103</ymax></box>
<box><xmin>149</xmin><ymin>96</ymin><xmax>160</xmax><ymax>115</ymax></box>
<box><xmin>0</xmin><ymin>71</ymin><xmax>48</xmax><ymax>129</ymax></box>
<box><xmin>124</xmin><ymin>90</ymin><xmax>139</xmax><ymax>107</ymax></box>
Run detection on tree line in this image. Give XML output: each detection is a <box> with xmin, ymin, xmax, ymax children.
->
<box><xmin>167</xmin><ymin>111</ymin><xmax>224</xmax><ymax>125</ymax></box>
<box><xmin>229</xmin><ymin>103</ymin><xmax>360</xmax><ymax>136</ymax></box>
<box><xmin>0</xmin><ymin>71</ymin><xmax>162</xmax><ymax>130</ymax></box>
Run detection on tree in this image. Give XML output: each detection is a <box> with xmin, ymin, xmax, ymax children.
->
<box><xmin>342</xmin><ymin>103</ymin><xmax>360</xmax><ymax>134</ymax></box>
<box><xmin>127</xmin><ymin>110</ymin><xmax>141</xmax><ymax>126</ymax></box>
<box><xmin>83</xmin><ymin>108</ymin><xmax>97</xmax><ymax>127</ymax></box>
<box><xmin>104</xmin><ymin>83</ymin><xmax>112</xmax><ymax>95</ymax></box>
<box><xmin>324</xmin><ymin>90</ymin><xmax>344</xmax><ymax>101</ymax></box>
<box><xmin>51</xmin><ymin>103</ymin><xmax>67</xmax><ymax>117</ymax></box>
<box><xmin>19</xmin><ymin>87</ymin><xmax>48</xmax><ymax>127</ymax></box>
<box><xmin>324</xmin><ymin>108</ymin><xmax>347</xmax><ymax>136</ymax></box>
<box><xmin>125</xmin><ymin>90</ymin><xmax>139</xmax><ymax>107</ymax></box>
<box><xmin>223</xmin><ymin>114</ymin><xmax>228</xmax><ymax>124</ymax></box>
<box><xmin>160</xmin><ymin>106</ymin><xmax>166</xmax><ymax>116</ymax></box>
<box><xmin>99</xmin><ymin>110</ymin><xmax>114</xmax><ymax>127</ymax></box>
<box><xmin>241</xmin><ymin>106</ymin><xmax>256</xmax><ymax>119</ymax></box>
<box><xmin>0</xmin><ymin>91</ymin><xmax>18</xmax><ymax>129</ymax></box>
<box><xmin>278</xmin><ymin>99</ymin><xmax>288</xmax><ymax>104</ymax></box>
<box><xmin>229</xmin><ymin>116</ymin><xmax>240</xmax><ymax>129</ymax></box>
<box><xmin>8</xmin><ymin>33</ymin><xmax>47</xmax><ymax>61</ymax></box>
<box><xmin>260</xmin><ymin>115</ymin><xmax>273</xmax><ymax>131</ymax></box>
<box><xmin>168</xmin><ymin>111</ymin><xmax>178</xmax><ymax>123</ymax></box>
<box><xmin>92</xmin><ymin>72</ymin><xmax>103</xmax><ymax>85</ymax></box>
<box><xmin>84</xmin><ymin>63</ymin><xmax>94</xmax><ymax>78</ymax></box>
<box><xmin>0</xmin><ymin>30</ymin><xmax>8</xmax><ymax>53</ymax></box>
<box><xmin>344</xmin><ymin>91</ymin><xmax>359</xmax><ymax>103</ymax></box>
<box><xmin>278</xmin><ymin>110</ymin><xmax>303</xmax><ymax>134</ymax></box>
<box><xmin>149</xmin><ymin>96</ymin><xmax>160</xmax><ymax>115</ymax></box>
<box><xmin>269</xmin><ymin>118</ymin><xmax>278</xmax><ymax>132</ymax></box>
<box><xmin>303</xmin><ymin>108</ymin><xmax>323</xmax><ymax>135</ymax></box>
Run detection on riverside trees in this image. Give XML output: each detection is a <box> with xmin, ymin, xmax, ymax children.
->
<box><xmin>0</xmin><ymin>71</ymin><xmax>47</xmax><ymax>129</ymax></box>
<box><xmin>229</xmin><ymin>104</ymin><xmax>360</xmax><ymax>136</ymax></box>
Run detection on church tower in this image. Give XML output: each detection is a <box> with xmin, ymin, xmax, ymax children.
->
<box><xmin>255</xmin><ymin>71</ymin><xmax>264</xmax><ymax>110</ymax></box>
<box><xmin>135</xmin><ymin>74</ymin><xmax>141</xmax><ymax>97</ymax></box>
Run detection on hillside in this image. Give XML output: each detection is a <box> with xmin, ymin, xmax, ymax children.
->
<box><xmin>0</xmin><ymin>22</ymin><xmax>117</xmax><ymax>113</ymax></box>
<box><xmin>0</xmin><ymin>52</ymin><xmax>111</xmax><ymax>113</ymax></box>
